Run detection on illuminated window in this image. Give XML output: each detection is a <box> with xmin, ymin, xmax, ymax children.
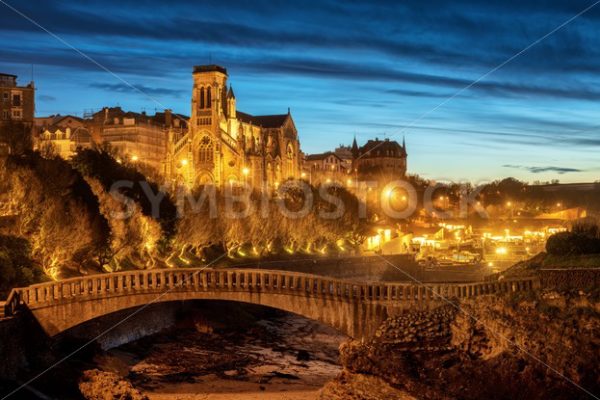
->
<box><xmin>198</xmin><ymin>135</ymin><xmax>213</xmax><ymax>163</ymax></box>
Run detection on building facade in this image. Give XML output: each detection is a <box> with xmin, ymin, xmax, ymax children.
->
<box><xmin>0</xmin><ymin>73</ymin><xmax>35</xmax><ymax>155</ymax></box>
<box><xmin>303</xmin><ymin>151</ymin><xmax>347</xmax><ymax>184</ymax></box>
<box><xmin>304</xmin><ymin>137</ymin><xmax>408</xmax><ymax>185</ymax></box>
<box><xmin>352</xmin><ymin>137</ymin><xmax>407</xmax><ymax>179</ymax></box>
<box><xmin>36</xmin><ymin>115</ymin><xmax>92</xmax><ymax>159</ymax></box>
<box><xmin>89</xmin><ymin>107</ymin><xmax>187</xmax><ymax>173</ymax></box>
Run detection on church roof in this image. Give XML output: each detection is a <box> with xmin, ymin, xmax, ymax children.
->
<box><xmin>237</xmin><ymin>111</ymin><xmax>289</xmax><ymax>128</ymax></box>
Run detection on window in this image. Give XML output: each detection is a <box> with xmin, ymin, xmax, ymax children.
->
<box><xmin>12</xmin><ymin>109</ymin><xmax>21</xmax><ymax>119</ymax></box>
<box><xmin>12</xmin><ymin>94</ymin><xmax>21</xmax><ymax>106</ymax></box>
<box><xmin>206</xmin><ymin>87</ymin><xmax>212</xmax><ymax>109</ymax></box>
<box><xmin>1</xmin><ymin>110</ymin><xmax>8</xmax><ymax>120</ymax></box>
<box><xmin>199</xmin><ymin>87</ymin><xmax>205</xmax><ymax>108</ymax></box>
<box><xmin>2</xmin><ymin>92</ymin><xmax>8</xmax><ymax>102</ymax></box>
<box><xmin>198</xmin><ymin>135</ymin><xmax>213</xmax><ymax>163</ymax></box>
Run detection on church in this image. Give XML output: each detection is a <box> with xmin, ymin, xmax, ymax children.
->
<box><xmin>165</xmin><ymin>65</ymin><xmax>302</xmax><ymax>189</ymax></box>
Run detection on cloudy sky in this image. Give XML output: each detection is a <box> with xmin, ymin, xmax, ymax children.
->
<box><xmin>1</xmin><ymin>0</ymin><xmax>599</xmax><ymax>183</ymax></box>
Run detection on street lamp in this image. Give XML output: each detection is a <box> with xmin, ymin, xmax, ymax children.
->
<box><xmin>242</xmin><ymin>166</ymin><xmax>250</xmax><ymax>185</ymax></box>
<box><xmin>131</xmin><ymin>155</ymin><xmax>139</xmax><ymax>162</ymax></box>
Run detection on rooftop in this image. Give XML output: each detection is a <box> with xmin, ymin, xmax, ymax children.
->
<box><xmin>305</xmin><ymin>151</ymin><xmax>343</xmax><ymax>161</ymax></box>
<box><xmin>236</xmin><ymin>111</ymin><xmax>289</xmax><ymax>128</ymax></box>
<box><xmin>359</xmin><ymin>138</ymin><xmax>407</xmax><ymax>158</ymax></box>
<box><xmin>193</xmin><ymin>65</ymin><xmax>228</xmax><ymax>75</ymax></box>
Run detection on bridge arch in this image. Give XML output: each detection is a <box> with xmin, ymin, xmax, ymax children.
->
<box><xmin>3</xmin><ymin>269</ymin><xmax>538</xmax><ymax>340</ymax></box>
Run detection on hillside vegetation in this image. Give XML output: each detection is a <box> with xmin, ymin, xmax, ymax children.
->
<box><xmin>0</xmin><ymin>148</ymin><xmax>371</xmax><ymax>287</ymax></box>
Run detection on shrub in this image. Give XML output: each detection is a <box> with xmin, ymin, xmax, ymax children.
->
<box><xmin>546</xmin><ymin>231</ymin><xmax>600</xmax><ymax>256</ymax></box>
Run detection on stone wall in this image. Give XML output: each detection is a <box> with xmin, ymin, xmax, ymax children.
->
<box><xmin>236</xmin><ymin>255</ymin><xmax>421</xmax><ymax>281</ymax></box>
<box><xmin>63</xmin><ymin>302</ymin><xmax>181</xmax><ymax>350</ymax></box>
<box><xmin>538</xmin><ymin>269</ymin><xmax>600</xmax><ymax>292</ymax></box>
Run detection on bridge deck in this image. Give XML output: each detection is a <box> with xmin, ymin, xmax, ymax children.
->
<box><xmin>3</xmin><ymin>268</ymin><xmax>538</xmax><ymax>317</ymax></box>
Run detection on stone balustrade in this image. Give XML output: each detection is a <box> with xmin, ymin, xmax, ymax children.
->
<box><xmin>2</xmin><ymin>268</ymin><xmax>539</xmax><ymax>318</ymax></box>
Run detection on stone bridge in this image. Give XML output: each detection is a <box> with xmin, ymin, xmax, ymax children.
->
<box><xmin>2</xmin><ymin>269</ymin><xmax>538</xmax><ymax>339</ymax></box>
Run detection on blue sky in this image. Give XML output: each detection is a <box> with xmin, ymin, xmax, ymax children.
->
<box><xmin>1</xmin><ymin>0</ymin><xmax>599</xmax><ymax>183</ymax></box>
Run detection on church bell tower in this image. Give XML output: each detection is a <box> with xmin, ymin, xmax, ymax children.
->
<box><xmin>190</xmin><ymin>65</ymin><xmax>228</xmax><ymax>185</ymax></box>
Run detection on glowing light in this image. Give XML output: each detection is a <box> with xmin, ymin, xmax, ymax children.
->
<box><xmin>495</xmin><ymin>247</ymin><xmax>508</xmax><ymax>255</ymax></box>
<box><xmin>301</xmin><ymin>172</ymin><xmax>307</xmax><ymax>178</ymax></box>
<box><xmin>131</xmin><ymin>155</ymin><xmax>139</xmax><ymax>162</ymax></box>
<box><xmin>506</xmin><ymin>201</ymin><xmax>512</xmax><ymax>207</ymax></box>
<box><xmin>556</xmin><ymin>202</ymin><xmax>562</xmax><ymax>207</ymax></box>
<box><xmin>488</xmin><ymin>262</ymin><xmax>494</xmax><ymax>267</ymax></box>
<box><xmin>326</xmin><ymin>178</ymin><xmax>332</xmax><ymax>183</ymax></box>
<box><xmin>180</xmin><ymin>159</ymin><xmax>188</xmax><ymax>166</ymax></box>
<box><xmin>383</xmin><ymin>229</ymin><xmax>392</xmax><ymax>242</ymax></box>
<box><xmin>384</xmin><ymin>188</ymin><xmax>393</xmax><ymax>199</ymax></box>
<box><xmin>347</xmin><ymin>179</ymin><xmax>352</xmax><ymax>186</ymax></box>
<box><xmin>242</xmin><ymin>167</ymin><xmax>250</xmax><ymax>176</ymax></box>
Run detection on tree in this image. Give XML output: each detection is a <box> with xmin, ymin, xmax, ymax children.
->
<box><xmin>0</xmin><ymin>120</ymin><xmax>33</xmax><ymax>155</ymax></box>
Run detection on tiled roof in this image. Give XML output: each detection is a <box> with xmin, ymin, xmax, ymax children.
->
<box><xmin>237</xmin><ymin>111</ymin><xmax>289</xmax><ymax>128</ymax></box>
<box><xmin>305</xmin><ymin>151</ymin><xmax>342</xmax><ymax>161</ymax></box>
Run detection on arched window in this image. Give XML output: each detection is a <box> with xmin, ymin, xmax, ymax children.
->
<box><xmin>200</xmin><ymin>87</ymin><xmax>205</xmax><ymax>109</ymax></box>
<box><xmin>199</xmin><ymin>135</ymin><xmax>213</xmax><ymax>163</ymax></box>
<box><xmin>207</xmin><ymin>87</ymin><xmax>212</xmax><ymax>109</ymax></box>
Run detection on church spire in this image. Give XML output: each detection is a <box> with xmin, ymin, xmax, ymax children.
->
<box><xmin>351</xmin><ymin>135</ymin><xmax>359</xmax><ymax>158</ymax></box>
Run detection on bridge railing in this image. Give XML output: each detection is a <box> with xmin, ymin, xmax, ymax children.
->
<box><xmin>2</xmin><ymin>269</ymin><xmax>538</xmax><ymax>316</ymax></box>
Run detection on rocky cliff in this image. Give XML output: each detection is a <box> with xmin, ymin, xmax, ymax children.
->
<box><xmin>322</xmin><ymin>291</ymin><xmax>599</xmax><ymax>400</ymax></box>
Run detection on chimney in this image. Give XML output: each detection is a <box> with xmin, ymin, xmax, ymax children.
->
<box><xmin>165</xmin><ymin>109</ymin><xmax>172</xmax><ymax>127</ymax></box>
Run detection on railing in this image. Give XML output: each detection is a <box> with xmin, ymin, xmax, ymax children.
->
<box><xmin>1</xmin><ymin>269</ymin><xmax>538</xmax><ymax>317</ymax></box>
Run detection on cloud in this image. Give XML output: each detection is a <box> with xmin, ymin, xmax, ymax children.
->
<box><xmin>503</xmin><ymin>164</ymin><xmax>583</xmax><ymax>174</ymax></box>
<box><xmin>89</xmin><ymin>83</ymin><xmax>183</xmax><ymax>97</ymax></box>
<box><xmin>38</xmin><ymin>95</ymin><xmax>56</xmax><ymax>101</ymax></box>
